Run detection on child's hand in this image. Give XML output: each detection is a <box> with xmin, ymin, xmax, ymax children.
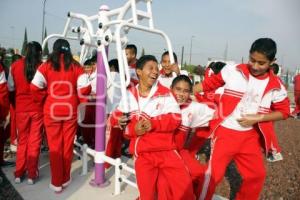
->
<box><xmin>237</xmin><ymin>114</ymin><xmax>262</xmax><ymax>127</ymax></box>
<box><xmin>118</xmin><ymin>115</ymin><xmax>130</xmax><ymax>130</ymax></box>
<box><xmin>87</xmin><ymin>92</ymin><xmax>97</xmax><ymax>102</ymax></box>
<box><xmin>141</xmin><ymin>119</ymin><xmax>152</xmax><ymax>132</ymax></box>
<box><xmin>134</xmin><ymin>119</ymin><xmax>152</xmax><ymax>136</ymax></box>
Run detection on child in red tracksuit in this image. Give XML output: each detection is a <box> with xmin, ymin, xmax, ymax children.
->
<box><xmin>170</xmin><ymin>75</ymin><xmax>215</xmax><ymax>154</ymax></box>
<box><xmin>30</xmin><ymin>39</ymin><xmax>91</xmax><ymax>192</ymax></box>
<box><xmin>159</xmin><ymin>75</ymin><xmax>215</xmax><ymax>199</ymax></box>
<box><xmin>293</xmin><ymin>73</ymin><xmax>300</xmax><ymax>117</ymax></box>
<box><xmin>125</xmin><ymin>44</ymin><xmax>139</xmax><ymax>86</ymax></box>
<box><xmin>194</xmin><ymin>38</ymin><xmax>290</xmax><ymax>200</ymax></box>
<box><xmin>0</xmin><ymin>63</ymin><xmax>10</xmax><ymax>167</ymax></box>
<box><xmin>111</xmin><ymin>55</ymin><xmax>195</xmax><ymax>200</ymax></box>
<box><xmin>8</xmin><ymin>42</ymin><xmax>44</xmax><ymax>184</ymax></box>
<box><xmin>157</xmin><ymin>51</ymin><xmax>180</xmax><ymax>89</ymax></box>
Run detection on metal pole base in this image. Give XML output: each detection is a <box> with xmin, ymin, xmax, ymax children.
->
<box><xmin>89</xmin><ymin>179</ymin><xmax>111</xmax><ymax>188</ymax></box>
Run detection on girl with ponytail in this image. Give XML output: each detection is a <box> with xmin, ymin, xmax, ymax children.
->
<box><xmin>8</xmin><ymin>41</ymin><xmax>43</xmax><ymax>184</ymax></box>
<box><xmin>30</xmin><ymin>39</ymin><xmax>91</xmax><ymax>192</ymax></box>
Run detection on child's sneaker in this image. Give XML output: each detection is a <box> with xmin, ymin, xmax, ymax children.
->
<box><xmin>62</xmin><ymin>178</ymin><xmax>71</xmax><ymax>188</ymax></box>
<box><xmin>49</xmin><ymin>183</ymin><xmax>63</xmax><ymax>193</ymax></box>
<box><xmin>10</xmin><ymin>144</ymin><xmax>17</xmax><ymax>153</ymax></box>
<box><xmin>27</xmin><ymin>178</ymin><xmax>35</xmax><ymax>185</ymax></box>
<box><xmin>267</xmin><ymin>152</ymin><xmax>283</xmax><ymax>162</ymax></box>
<box><xmin>14</xmin><ymin>177</ymin><xmax>21</xmax><ymax>184</ymax></box>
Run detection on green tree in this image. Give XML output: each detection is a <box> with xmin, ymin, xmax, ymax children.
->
<box><xmin>43</xmin><ymin>27</ymin><xmax>49</xmax><ymax>57</ymax></box>
<box><xmin>182</xmin><ymin>64</ymin><xmax>196</xmax><ymax>74</ymax></box>
<box><xmin>21</xmin><ymin>28</ymin><xmax>28</xmax><ymax>56</ymax></box>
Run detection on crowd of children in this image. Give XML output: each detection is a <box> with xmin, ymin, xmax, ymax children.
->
<box><xmin>0</xmin><ymin>37</ymin><xmax>294</xmax><ymax>200</ymax></box>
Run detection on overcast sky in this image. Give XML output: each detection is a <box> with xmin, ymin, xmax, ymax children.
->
<box><xmin>0</xmin><ymin>0</ymin><xmax>299</xmax><ymax>71</ymax></box>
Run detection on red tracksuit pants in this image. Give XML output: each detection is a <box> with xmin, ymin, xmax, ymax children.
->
<box><xmin>44</xmin><ymin>115</ymin><xmax>77</xmax><ymax>187</ymax></box>
<box><xmin>105</xmin><ymin>127</ymin><xmax>123</xmax><ymax>158</ymax></box>
<box><xmin>135</xmin><ymin>150</ymin><xmax>195</xmax><ymax>200</ymax></box>
<box><xmin>199</xmin><ymin>126</ymin><xmax>266</xmax><ymax>200</ymax></box>
<box><xmin>158</xmin><ymin>149</ymin><xmax>207</xmax><ymax>199</ymax></box>
<box><xmin>105</xmin><ymin>115</ymin><xmax>124</xmax><ymax>168</ymax></box>
<box><xmin>294</xmin><ymin>90</ymin><xmax>300</xmax><ymax>115</ymax></box>
<box><xmin>10</xmin><ymin>105</ymin><xmax>17</xmax><ymax>145</ymax></box>
<box><xmin>14</xmin><ymin>112</ymin><xmax>43</xmax><ymax>179</ymax></box>
<box><xmin>80</xmin><ymin>104</ymin><xmax>95</xmax><ymax>148</ymax></box>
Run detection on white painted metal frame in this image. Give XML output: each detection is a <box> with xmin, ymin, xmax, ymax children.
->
<box><xmin>42</xmin><ymin>0</ymin><xmax>175</xmax><ymax>195</ymax></box>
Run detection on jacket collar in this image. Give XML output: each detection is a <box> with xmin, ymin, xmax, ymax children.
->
<box><xmin>160</xmin><ymin>69</ymin><xmax>175</xmax><ymax>78</ymax></box>
<box><xmin>179</xmin><ymin>98</ymin><xmax>192</xmax><ymax>110</ymax></box>
<box><xmin>236</xmin><ymin>64</ymin><xmax>281</xmax><ymax>95</ymax></box>
<box><xmin>129</xmin><ymin>81</ymin><xmax>170</xmax><ymax>102</ymax></box>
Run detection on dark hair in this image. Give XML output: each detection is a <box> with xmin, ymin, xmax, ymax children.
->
<box><xmin>250</xmin><ymin>38</ymin><xmax>277</xmax><ymax>61</ymax></box>
<box><xmin>0</xmin><ymin>47</ymin><xmax>6</xmax><ymax>65</ymax></box>
<box><xmin>161</xmin><ymin>51</ymin><xmax>178</xmax><ymax>63</ymax></box>
<box><xmin>171</xmin><ymin>75</ymin><xmax>193</xmax><ymax>92</ymax></box>
<box><xmin>271</xmin><ymin>63</ymin><xmax>280</xmax><ymax>75</ymax></box>
<box><xmin>48</xmin><ymin>39</ymin><xmax>75</xmax><ymax>71</ymax></box>
<box><xmin>209</xmin><ymin>61</ymin><xmax>226</xmax><ymax>74</ymax></box>
<box><xmin>109</xmin><ymin>59</ymin><xmax>119</xmax><ymax>72</ymax></box>
<box><xmin>12</xmin><ymin>54</ymin><xmax>22</xmax><ymax>63</ymax></box>
<box><xmin>24</xmin><ymin>41</ymin><xmax>42</xmax><ymax>82</ymax></box>
<box><xmin>84</xmin><ymin>58</ymin><xmax>96</xmax><ymax>66</ymax></box>
<box><xmin>125</xmin><ymin>44</ymin><xmax>137</xmax><ymax>56</ymax></box>
<box><xmin>136</xmin><ymin>55</ymin><xmax>157</xmax><ymax>70</ymax></box>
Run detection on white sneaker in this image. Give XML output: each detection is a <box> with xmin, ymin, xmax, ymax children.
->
<box><xmin>27</xmin><ymin>178</ymin><xmax>35</xmax><ymax>185</ymax></box>
<box><xmin>49</xmin><ymin>183</ymin><xmax>63</xmax><ymax>193</ymax></box>
<box><xmin>10</xmin><ymin>144</ymin><xmax>17</xmax><ymax>153</ymax></box>
<box><xmin>62</xmin><ymin>178</ymin><xmax>71</xmax><ymax>188</ymax></box>
<box><xmin>14</xmin><ymin>177</ymin><xmax>21</xmax><ymax>184</ymax></box>
<box><xmin>267</xmin><ymin>152</ymin><xmax>283</xmax><ymax>162</ymax></box>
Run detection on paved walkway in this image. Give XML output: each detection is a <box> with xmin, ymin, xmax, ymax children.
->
<box><xmin>2</xmin><ymin>152</ymin><xmax>227</xmax><ymax>200</ymax></box>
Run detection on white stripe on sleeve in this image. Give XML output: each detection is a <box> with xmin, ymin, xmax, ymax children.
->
<box><xmin>271</xmin><ymin>83</ymin><xmax>288</xmax><ymax>103</ymax></box>
<box><xmin>0</xmin><ymin>71</ymin><xmax>6</xmax><ymax>84</ymax></box>
<box><xmin>7</xmin><ymin>68</ymin><xmax>15</xmax><ymax>91</ymax></box>
<box><xmin>31</xmin><ymin>70</ymin><xmax>47</xmax><ymax>89</ymax></box>
<box><xmin>77</xmin><ymin>73</ymin><xmax>90</xmax><ymax>89</ymax></box>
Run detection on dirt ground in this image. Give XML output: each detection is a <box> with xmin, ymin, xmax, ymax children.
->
<box><xmin>214</xmin><ymin>118</ymin><xmax>300</xmax><ymax>200</ymax></box>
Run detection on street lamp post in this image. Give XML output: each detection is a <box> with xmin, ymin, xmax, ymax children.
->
<box><xmin>189</xmin><ymin>35</ymin><xmax>195</xmax><ymax>65</ymax></box>
<box><xmin>42</xmin><ymin>0</ymin><xmax>47</xmax><ymax>43</ymax></box>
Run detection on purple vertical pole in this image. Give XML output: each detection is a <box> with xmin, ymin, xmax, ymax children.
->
<box><xmin>90</xmin><ymin>46</ymin><xmax>110</xmax><ymax>187</ymax></box>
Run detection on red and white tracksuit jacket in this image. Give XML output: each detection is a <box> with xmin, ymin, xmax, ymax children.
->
<box><xmin>157</xmin><ymin>69</ymin><xmax>177</xmax><ymax>89</ymax></box>
<box><xmin>7</xmin><ymin>58</ymin><xmax>44</xmax><ymax>179</ymax></box>
<box><xmin>31</xmin><ymin>59</ymin><xmax>91</xmax><ymax>190</ymax></box>
<box><xmin>175</xmin><ymin>100</ymin><xmax>214</xmax><ymax>151</ymax></box>
<box><xmin>129</xmin><ymin>62</ymin><xmax>139</xmax><ymax>86</ymax></box>
<box><xmin>199</xmin><ymin>63</ymin><xmax>290</xmax><ymax>200</ymax></box>
<box><xmin>0</xmin><ymin>64</ymin><xmax>9</xmax><ymax>122</ymax></box>
<box><xmin>293</xmin><ymin>74</ymin><xmax>300</xmax><ymax>115</ymax></box>
<box><xmin>203</xmin><ymin>63</ymin><xmax>290</xmax><ymax>155</ymax></box>
<box><xmin>195</xmin><ymin>68</ymin><xmax>222</xmax><ymax>109</ymax></box>
<box><xmin>0</xmin><ymin>63</ymin><xmax>9</xmax><ymax>164</ymax></box>
<box><xmin>172</xmin><ymin>100</ymin><xmax>215</xmax><ymax>199</ymax></box>
<box><xmin>111</xmin><ymin>81</ymin><xmax>195</xmax><ymax>200</ymax></box>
